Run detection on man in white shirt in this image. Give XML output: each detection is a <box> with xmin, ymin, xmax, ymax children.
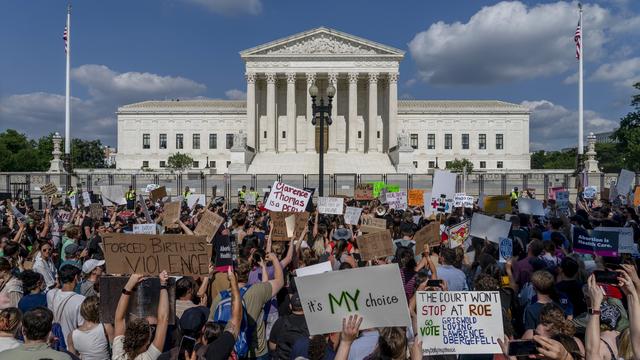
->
<box><xmin>47</xmin><ymin>264</ymin><xmax>85</xmax><ymax>345</ymax></box>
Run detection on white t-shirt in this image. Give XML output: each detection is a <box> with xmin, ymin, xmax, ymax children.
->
<box><xmin>112</xmin><ymin>335</ymin><xmax>161</xmax><ymax>360</ymax></box>
<box><xmin>71</xmin><ymin>323</ymin><xmax>110</xmax><ymax>360</ymax></box>
<box><xmin>0</xmin><ymin>336</ymin><xmax>21</xmax><ymax>352</ymax></box>
<box><xmin>46</xmin><ymin>289</ymin><xmax>85</xmax><ymax>345</ymax></box>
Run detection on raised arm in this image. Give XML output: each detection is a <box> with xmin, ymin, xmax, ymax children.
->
<box><xmin>585</xmin><ymin>274</ymin><xmax>604</xmax><ymax>360</ymax></box>
<box><xmin>39</xmin><ymin>208</ymin><xmax>51</xmax><ymax>238</ymax></box>
<box><xmin>312</xmin><ymin>211</ymin><xmax>319</xmax><ymax>238</ymax></box>
<box><xmin>227</xmin><ymin>267</ymin><xmax>242</xmax><ymax>339</ymax></box>
<box><xmin>335</xmin><ymin>315</ymin><xmax>363</xmax><ymax>360</ymax></box>
<box><xmin>153</xmin><ymin>271</ymin><xmax>170</xmax><ymax>351</ymax></box>
<box><xmin>620</xmin><ymin>269</ymin><xmax>640</xmax><ymax>360</ymax></box>
<box><xmin>280</xmin><ymin>234</ymin><xmax>296</xmax><ymax>269</ymax></box>
<box><xmin>266</xmin><ymin>253</ymin><xmax>284</xmax><ymax>297</ymax></box>
<box><xmin>114</xmin><ymin>274</ymin><xmax>144</xmax><ymax>337</ymax></box>
<box><xmin>178</xmin><ymin>220</ymin><xmax>194</xmax><ymax>235</ymax></box>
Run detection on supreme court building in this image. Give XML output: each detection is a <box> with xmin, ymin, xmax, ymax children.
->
<box><xmin>117</xmin><ymin>27</ymin><xmax>531</xmax><ymax>173</ymax></box>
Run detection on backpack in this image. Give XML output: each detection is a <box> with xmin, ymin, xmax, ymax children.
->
<box><xmin>213</xmin><ymin>285</ymin><xmax>254</xmax><ymax>358</ymax></box>
<box><xmin>51</xmin><ymin>292</ymin><xmax>77</xmax><ymax>352</ymax></box>
<box><xmin>394</xmin><ymin>241</ymin><xmax>415</xmax><ymax>263</ymax></box>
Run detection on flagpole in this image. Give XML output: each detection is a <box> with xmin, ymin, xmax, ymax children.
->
<box><xmin>65</xmin><ymin>4</ymin><xmax>71</xmax><ymax>160</ymax></box>
<box><xmin>578</xmin><ymin>4</ymin><xmax>584</xmax><ymax>156</ymax></box>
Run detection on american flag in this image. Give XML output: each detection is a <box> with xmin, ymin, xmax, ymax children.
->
<box><xmin>63</xmin><ymin>25</ymin><xmax>68</xmax><ymax>53</ymax></box>
<box><xmin>574</xmin><ymin>19</ymin><xmax>582</xmax><ymax>60</ymax></box>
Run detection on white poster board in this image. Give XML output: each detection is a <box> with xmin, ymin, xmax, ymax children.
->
<box><xmin>617</xmin><ymin>169</ymin><xmax>635</xmax><ymax>195</ymax></box>
<box><xmin>417</xmin><ymin>291</ymin><xmax>504</xmax><ymax>355</ymax></box>
<box><xmin>386</xmin><ymin>191</ymin><xmax>407</xmax><ymax>210</ymax></box>
<box><xmin>517</xmin><ymin>198</ymin><xmax>545</xmax><ymax>216</ymax></box>
<box><xmin>596</xmin><ymin>226</ymin><xmax>636</xmax><ymax>254</ymax></box>
<box><xmin>556</xmin><ymin>191</ymin><xmax>570</xmax><ymax>214</ymax></box>
<box><xmin>432</xmin><ymin>170</ymin><xmax>457</xmax><ymax>201</ymax></box>
<box><xmin>133</xmin><ymin>224</ymin><xmax>157</xmax><ymax>235</ymax></box>
<box><xmin>100</xmin><ymin>185</ymin><xmax>126</xmax><ymax>206</ymax></box>
<box><xmin>265</xmin><ymin>181</ymin><xmax>312</xmax><ymax>212</ymax></box>
<box><xmin>82</xmin><ymin>191</ymin><xmax>91</xmax><ymax>207</ymax></box>
<box><xmin>295</xmin><ymin>264</ymin><xmax>411</xmax><ymax>335</ymax></box>
<box><xmin>244</xmin><ymin>193</ymin><xmax>256</xmax><ymax>206</ymax></box>
<box><xmin>317</xmin><ymin>197</ymin><xmax>344</xmax><ymax>215</ymax></box>
<box><xmin>187</xmin><ymin>194</ymin><xmax>206</xmax><ymax>208</ymax></box>
<box><xmin>583</xmin><ymin>186</ymin><xmax>597</xmax><ymax>200</ymax></box>
<box><xmin>469</xmin><ymin>213</ymin><xmax>512</xmax><ymax>243</ymax></box>
<box><xmin>344</xmin><ymin>207</ymin><xmax>363</xmax><ymax>225</ymax></box>
<box><xmin>422</xmin><ymin>191</ymin><xmax>433</xmax><ymax>216</ymax></box>
<box><xmin>499</xmin><ymin>237</ymin><xmax>512</xmax><ymax>263</ymax></box>
<box><xmin>295</xmin><ymin>261</ymin><xmax>332</xmax><ymax>277</ymax></box>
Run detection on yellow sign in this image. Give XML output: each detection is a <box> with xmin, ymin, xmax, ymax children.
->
<box><xmin>483</xmin><ymin>195</ymin><xmax>512</xmax><ymax>215</ymax></box>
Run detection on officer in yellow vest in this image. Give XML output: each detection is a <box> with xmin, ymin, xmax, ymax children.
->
<box><xmin>183</xmin><ymin>186</ymin><xmax>192</xmax><ymax>198</ymax></box>
<box><xmin>66</xmin><ymin>186</ymin><xmax>76</xmax><ymax>208</ymax></box>
<box><xmin>238</xmin><ymin>185</ymin><xmax>247</xmax><ymax>204</ymax></box>
<box><xmin>125</xmin><ymin>185</ymin><xmax>136</xmax><ymax>210</ymax></box>
<box><xmin>510</xmin><ymin>186</ymin><xmax>520</xmax><ymax>207</ymax></box>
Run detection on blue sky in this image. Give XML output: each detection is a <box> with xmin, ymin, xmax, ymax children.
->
<box><xmin>1</xmin><ymin>0</ymin><xmax>639</xmax><ymax>150</ymax></box>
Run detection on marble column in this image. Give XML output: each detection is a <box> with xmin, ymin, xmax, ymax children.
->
<box><xmin>328</xmin><ymin>72</ymin><xmax>338</xmax><ymax>152</ymax></box>
<box><xmin>245</xmin><ymin>72</ymin><xmax>256</xmax><ymax>149</ymax></box>
<box><xmin>388</xmin><ymin>72</ymin><xmax>398</xmax><ymax>150</ymax></box>
<box><xmin>266</xmin><ymin>72</ymin><xmax>276</xmax><ymax>152</ymax></box>
<box><xmin>306</xmin><ymin>72</ymin><xmax>316</xmax><ymax>152</ymax></box>
<box><xmin>286</xmin><ymin>72</ymin><xmax>296</xmax><ymax>152</ymax></box>
<box><xmin>368</xmin><ymin>72</ymin><xmax>378</xmax><ymax>153</ymax></box>
<box><xmin>348</xmin><ymin>72</ymin><xmax>358</xmax><ymax>152</ymax></box>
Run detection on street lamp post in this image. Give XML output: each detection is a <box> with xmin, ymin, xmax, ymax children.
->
<box><xmin>309</xmin><ymin>83</ymin><xmax>336</xmax><ymax>197</ymax></box>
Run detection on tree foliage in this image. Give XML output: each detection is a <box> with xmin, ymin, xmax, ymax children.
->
<box><xmin>612</xmin><ymin>82</ymin><xmax>640</xmax><ymax>171</ymax></box>
<box><xmin>446</xmin><ymin>158</ymin><xmax>474</xmax><ymax>172</ymax></box>
<box><xmin>167</xmin><ymin>152</ymin><xmax>193</xmax><ymax>172</ymax></box>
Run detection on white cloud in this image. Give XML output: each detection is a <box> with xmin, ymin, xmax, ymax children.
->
<box><xmin>224</xmin><ymin>89</ymin><xmax>246</xmax><ymax>100</ymax></box>
<box><xmin>590</xmin><ymin>57</ymin><xmax>640</xmax><ymax>87</ymax></box>
<box><xmin>523</xmin><ymin>99</ymin><xmax>619</xmax><ymax>150</ymax></box>
<box><xmin>1</xmin><ymin>65</ymin><xmax>206</xmax><ymax>146</ymax></box>
<box><xmin>408</xmin><ymin>1</ymin><xmax>610</xmax><ymax>85</ymax></box>
<box><xmin>181</xmin><ymin>0</ymin><xmax>262</xmax><ymax>15</ymax></box>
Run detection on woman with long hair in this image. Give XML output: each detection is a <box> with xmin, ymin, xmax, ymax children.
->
<box><xmin>68</xmin><ymin>296</ymin><xmax>113</xmax><ymax>360</ymax></box>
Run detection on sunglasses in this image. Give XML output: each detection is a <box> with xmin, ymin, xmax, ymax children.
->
<box><xmin>41</xmin><ymin>248</ymin><xmax>51</xmax><ymax>253</ymax></box>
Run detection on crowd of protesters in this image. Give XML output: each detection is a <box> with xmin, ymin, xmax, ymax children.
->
<box><xmin>0</xmin><ymin>182</ymin><xmax>638</xmax><ymax>360</ymax></box>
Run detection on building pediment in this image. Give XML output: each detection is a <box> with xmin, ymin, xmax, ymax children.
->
<box><xmin>240</xmin><ymin>27</ymin><xmax>404</xmax><ymax>59</ymax></box>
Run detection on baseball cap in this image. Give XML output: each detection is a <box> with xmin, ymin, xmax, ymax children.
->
<box><xmin>82</xmin><ymin>259</ymin><xmax>105</xmax><ymax>274</ymax></box>
<box><xmin>179</xmin><ymin>306</ymin><xmax>209</xmax><ymax>336</ymax></box>
<box><xmin>64</xmin><ymin>243</ymin><xmax>82</xmax><ymax>256</ymax></box>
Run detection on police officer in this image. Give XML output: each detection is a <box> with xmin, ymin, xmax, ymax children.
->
<box><xmin>510</xmin><ymin>186</ymin><xmax>520</xmax><ymax>207</ymax></box>
<box><xmin>183</xmin><ymin>186</ymin><xmax>192</xmax><ymax>198</ymax></box>
<box><xmin>125</xmin><ymin>185</ymin><xmax>136</xmax><ymax>210</ymax></box>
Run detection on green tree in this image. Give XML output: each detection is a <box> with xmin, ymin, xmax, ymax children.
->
<box><xmin>595</xmin><ymin>142</ymin><xmax>624</xmax><ymax>173</ymax></box>
<box><xmin>167</xmin><ymin>152</ymin><xmax>193</xmax><ymax>172</ymax></box>
<box><xmin>70</xmin><ymin>138</ymin><xmax>106</xmax><ymax>169</ymax></box>
<box><xmin>613</xmin><ymin>82</ymin><xmax>640</xmax><ymax>171</ymax></box>
<box><xmin>446</xmin><ymin>158</ymin><xmax>474</xmax><ymax>172</ymax></box>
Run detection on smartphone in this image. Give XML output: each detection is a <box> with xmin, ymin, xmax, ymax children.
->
<box><xmin>178</xmin><ymin>335</ymin><xmax>197</xmax><ymax>360</ymax></box>
<box><xmin>426</xmin><ymin>279</ymin><xmax>443</xmax><ymax>287</ymax></box>
<box><xmin>508</xmin><ymin>340</ymin><xmax>538</xmax><ymax>356</ymax></box>
<box><xmin>604</xmin><ymin>262</ymin><xmax>623</xmax><ymax>271</ymax></box>
<box><xmin>594</xmin><ymin>270</ymin><xmax>618</xmax><ymax>285</ymax></box>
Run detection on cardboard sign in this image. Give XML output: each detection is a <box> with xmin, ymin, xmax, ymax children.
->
<box><xmin>90</xmin><ymin>203</ymin><xmax>103</xmax><ymax>220</ymax></box>
<box><xmin>295</xmin><ymin>261</ymin><xmax>332</xmax><ymax>277</ymax></box>
<box><xmin>415</xmin><ymin>222</ymin><xmax>440</xmax><ymax>251</ymax></box>
<box><xmin>100</xmin><ymin>185</ymin><xmax>126</xmax><ymax>206</ymax></box>
<box><xmin>417</xmin><ymin>291</ymin><xmax>503</xmax><ymax>355</ymax></box>
<box><xmin>407</xmin><ymin>189</ymin><xmax>424</xmax><ymax>207</ymax></box>
<box><xmin>150</xmin><ymin>186</ymin><xmax>167</xmax><ymax>203</ymax></box>
<box><xmin>634</xmin><ymin>186</ymin><xmax>640</xmax><ymax>208</ymax></box>
<box><xmin>270</xmin><ymin>211</ymin><xmax>309</xmax><ymax>241</ymax></box>
<box><xmin>595</xmin><ymin>227</ymin><xmax>635</xmax><ymax>254</ymax></box>
<box><xmin>518</xmin><ymin>198</ymin><xmax>545</xmax><ymax>216</ymax></box>
<box><xmin>386</xmin><ymin>191</ymin><xmax>407</xmax><ymax>210</ymax></box>
<box><xmin>162</xmin><ymin>201</ymin><xmax>181</xmax><ymax>227</ymax></box>
<box><xmin>133</xmin><ymin>224</ymin><xmax>157</xmax><ymax>235</ymax></box>
<box><xmin>194</xmin><ymin>210</ymin><xmax>225</xmax><ymax>241</ymax></box>
<box><xmin>102</xmin><ymin>234</ymin><xmax>209</xmax><ymax>276</ymax></box>
<box><xmin>482</xmin><ymin>195</ymin><xmax>512</xmax><ymax>215</ymax></box>
<box><xmin>244</xmin><ymin>193</ymin><xmax>256</xmax><ymax>206</ymax></box>
<box><xmin>295</xmin><ymin>264</ymin><xmax>411</xmax><ymax>335</ymax></box>
<box><xmin>187</xmin><ymin>194</ymin><xmax>206</xmax><ymax>209</ymax></box>
<box><xmin>583</xmin><ymin>186</ymin><xmax>598</xmax><ymax>200</ymax></box>
<box><xmin>360</xmin><ymin>216</ymin><xmax>387</xmax><ymax>233</ymax></box>
<box><xmin>573</xmin><ymin>227</ymin><xmax>619</xmax><ymax>257</ymax></box>
<box><xmin>265</xmin><ymin>181</ymin><xmax>312</xmax><ymax>212</ymax></box>
<box><xmin>499</xmin><ymin>237</ymin><xmax>512</xmax><ymax>263</ymax></box>
<box><xmin>99</xmin><ymin>276</ymin><xmax>176</xmax><ymax>325</ymax></box>
<box><xmin>344</xmin><ymin>206</ymin><xmax>363</xmax><ymax>225</ymax></box>
<box><xmin>355</xmin><ymin>183</ymin><xmax>374</xmax><ymax>201</ymax></box>
<box><xmin>285</xmin><ymin>214</ymin><xmax>297</xmax><ymax>238</ymax></box>
<box><xmin>41</xmin><ymin>183</ymin><xmax>58</xmax><ymax>196</ymax></box>
<box><xmin>469</xmin><ymin>213</ymin><xmax>511</xmax><ymax>244</ymax></box>
<box><xmin>617</xmin><ymin>169</ymin><xmax>635</xmax><ymax>195</ymax></box>
<box><xmin>447</xmin><ymin>220</ymin><xmax>470</xmax><ymax>248</ymax></box>
<box><xmin>318</xmin><ymin>197</ymin><xmax>344</xmax><ymax>215</ymax></box>
<box><xmin>356</xmin><ymin>230</ymin><xmax>393</xmax><ymax>261</ymax></box>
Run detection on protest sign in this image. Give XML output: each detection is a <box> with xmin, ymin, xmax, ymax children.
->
<box><xmin>295</xmin><ymin>264</ymin><xmax>411</xmax><ymax>335</ymax></box>
<box><xmin>318</xmin><ymin>197</ymin><xmax>344</xmax><ymax>215</ymax></box>
<box><xmin>517</xmin><ymin>198</ymin><xmax>545</xmax><ymax>216</ymax></box>
<box><xmin>69</xmin><ymin>194</ymin><xmax>77</xmax><ymax>209</ymax></box>
<box><xmin>595</xmin><ymin>227</ymin><xmax>635</xmax><ymax>254</ymax></box>
<box><xmin>150</xmin><ymin>186</ymin><xmax>167</xmax><ymax>203</ymax></box>
<box><xmin>360</xmin><ymin>216</ymin><xmax>387</xmax><ymax>233</ymax></box>
<box><xmin>372</xmin><ymin>182</ymin><xmax>386</xmax><ymax>198</ymax></box>
<box><xmin>548</xmin><ymin>187</ymin><xmax>566</xmax><ymax>201</ymax></box>
<box><xmin>482</xmin><ymin>195</ymin><xmax>511</xmax><ymax>215</ymax></box>
<box><xmin>414</xmin><ymin>222</ymin><xmax>440</xmax><ymax>251</ymax></box>
<box><xmin>634</xmin><ymin>186</ymin><xmax>640</xmax><ymax>208</ymax></box>
<box><xmin>413</xmin><ymin>215</ymin><xmax>421</xmax><ymax>225</ymax></box>
<box><xmin>573</xmin><ymin>227</ymin><xmax>620</xmax><ymax>257</ymax></box>
<box><xmin>408</xmin><ymin>189</ymin><xmax>424</xmax><ymax>207</ymax></box>
<box><xmin>133</xmin><ymin>224</ymin><xmax>157</xmax><ymax>235</ymax></box>
<box><xmin>9</xmin><ymin>203</ymin><xmax>26</xmax><ymax>222</ymax></box>
<box><xmin>469</xmin><ymin>213</ymin><xmax>511</xmax><ymax>243</ymax></box>
<box><xmin>244</xmin><ymin>193</ymin><xmax>256</xmax><ymax>206</ymax></box>
<box><xmin>386</xmin><ymin>191</ymin><xmax>407</xmax><ymax>210</ymax></box>
<box><xmin>356</xmin><ymin>230</ymin><xmax>393</xmax><ymax>261</ymax></box>
<box><xmin>285</xmin><ymin>214</ymin><xmax>297</xmax><ymax>238</ymax></box>
<box><xmin>417</xmin><ymin>291</ymin><xmax>503</xmax><ymax>355</ymax></box>
<box><xmin>186</xmin><ymin>194</ymin><xmax>206</xmax><ymax>209</ymax></box>
<box><xmin>344</xmin><ymin>206</ymin><xmax>363</xmax><ymax>225</ymax></box>
<box><xmin>139</xmin><ymin>195</ymin><xmax>153</xmax><ymax>223</ymax></box>
<box><xmin>499</xmin><ymin>237</ymin><xmax>512</xmax><ymax>263</ymax></box>
<box><xmin>99</xmin><ymin>276</ymin><xmax>177</xmax><ymax>325</ymax></box>
<box><xmin>386</xmin><ymin>184</ymin><xmax>400</xmax><ymax>193</ymax></box>
<box><xmin>145</xmin><ymin>184</ymin><xmax>159</xmax><ymax>193</ymax></box>
<box><xmin>556</xmin><ymin>191</ymin><xmax>570</xmax><ymax>214</ymax></box>
<box><xmin>90</xmin><ymin>203</ymin><xmax>103</xmax><ymax>220</ymax></box>
<box><xmin>617</xmin><ymin>169</ymin><xmax>635</xmax><ymax>195</ymax></box>
<box><xmin>102</xmin><ymin>234</ymin><xmax>209</xmax><ymax>276</ymax></box>
<box><xmin>265</xmin><ymin>181</ymin><xmax>311</xmax><ymax>212</ymax></box>
<box><xmin>355</xmin><ymin>183</ymin><xmax>374</xmax><ymax>201</ymax></box>
<box><xmin>100</xmin><ymin>185</ymin><xmax>126</xmax><ymax>206</ymax></box>
<box><xmin>55</xmin><ymin>209</ymin><xmax>71</xmax><ymax>223</ymax></box>
<box><xmin>453</xmin><ymin>193</ymin><xmax>473</xmax><ymax>208</ymax></box>
<box><xmin>295</xmin><ymin>261</ymin><xmax>332</xmax><ymax>277</ymax></box>
<box><xmin>270</xmin><ymin>211</ymin><xmax>309</xmax><ymax>241</ymax></box>
<box><xmin>423</xmin><ymin>191</ymin><xmax>433</xmax><ymax>217</ymax></box>
<box><xmin>447</xmin><ymin>220</ymin><xmax>470</xmax><ymax>248</ymax></box>
<box><xmin>162</xmin><ymin>201</ymin><xmax>181</xmax><ymax>227</ymax></box>
<box><xmin>80</xmin><ymin>191</ymin><xmax>90</xmax><ymax>208</ymax></box>
<box><xmin>429</xmin><ymin>171</ymin><xmax>457</xmax><ymax>214</ymax></box>
<box><xmin>41</xmin><ymin>183</ymin><xmax>58</xmax><ymax>196</ymax></box>
<box><xmin>194</xmin><ymin>210</ymin><xmax>225</xmax><ymax>240</ymax></box>
<box><xmin>583</xmin><ymin>186</ymin><xmax>598</xmax><ymax>200</ymax></box>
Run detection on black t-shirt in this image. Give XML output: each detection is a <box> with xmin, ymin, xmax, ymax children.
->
<box><xmin>268</xmin><ymin>313</ymin><xmax>309</xmax><ymax>360</ymax></box>
<box><xmin>557</xmin><ymin>279</ymin><xmax>587</xmax><ymax>316</ymax></box>
<box><xmin>205</xmin><ymin>331</ymin><xmax>235</xmax><ymax>360</ymax></box>
<box><xmin>81</xmin><ymin>217</ymin><xmax>93</xmax><ymax>241</ymax></box>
